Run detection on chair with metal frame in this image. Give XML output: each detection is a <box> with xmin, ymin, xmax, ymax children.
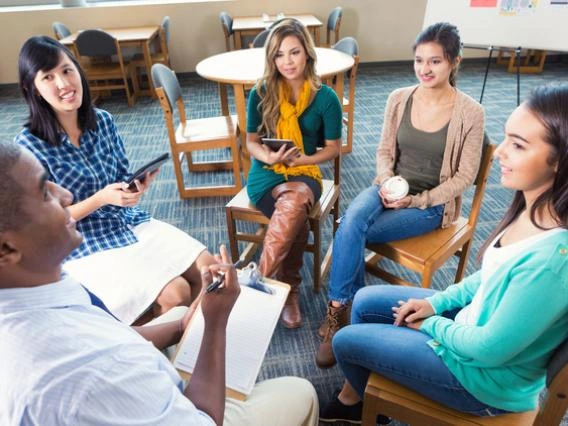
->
<box><xmin>362</xmin><ymin>338</ymin><xmax>568</xmax><ymax>426</ymax></box>
<box><xmin>74</xmin><ymin>29</ymin><xmax>136</xmax><ymax>106</ymax></box>
<box><xmin>332</xmin><ymin>37</ymin><xmax>359</xmax><ymax>154</ymax></box>
<box><xmin>151</xmin><ymin>63</ymin><xmax>242</xmax><ymax>199</ymax></box>
<box><xmin>225</xmin><ymin>155</ymin><xmax>341</xmax><ymax>293</ymax></box>
<box><xmin>365</xmin><ymin>140</ymin><xmax>495</xmax><ymax>288</ymax></box>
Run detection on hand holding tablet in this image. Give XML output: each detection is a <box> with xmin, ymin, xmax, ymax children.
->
<box><xmin>260</xmin><ymin>138</ymin><xmax>297</xmax><ymax>152</ymax></box>
<box><xmin>125</xmin><ymin>153</ymin><xmax>170</xmax><ymax>191</ymax></box>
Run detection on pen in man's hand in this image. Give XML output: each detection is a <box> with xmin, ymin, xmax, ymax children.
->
<box><xmin>205</xmin><ymin>260</ymin><xmax>244</xmax><ymax>293</ymax></box>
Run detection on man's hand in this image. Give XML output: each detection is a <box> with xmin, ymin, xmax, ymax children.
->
<box><xmin>200</xmin><ymin>245</ymin><xmax>240</xmax><ymax>330</ymax></box>
<box><xmin>392</xmin><ymin>298</ymin><xmax>434</xmax><ymax>327</ymax></box>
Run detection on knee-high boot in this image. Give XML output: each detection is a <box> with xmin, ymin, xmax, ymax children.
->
<box><xmin>258</xmin><ymin>181</ymin><xmax>314</xmax><ymax>328</ymax></box>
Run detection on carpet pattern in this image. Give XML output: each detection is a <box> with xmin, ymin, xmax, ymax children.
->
<box><xmin>1</xmin><ymin>57</ymin><xmax>567</xmax><ymax>426</ymax></box>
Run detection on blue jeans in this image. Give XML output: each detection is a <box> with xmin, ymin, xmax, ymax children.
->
<box><xmin>332</xmin><ymin>285</ymin><xmax>510</xmax><ymax>416</ymax></box>
<box><xmin>328</xmin><ymin>185</ymin><xmax>444</xmax><ymax>303</ymax></box>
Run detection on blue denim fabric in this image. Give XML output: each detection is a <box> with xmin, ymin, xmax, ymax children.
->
<box><xmin>328</xmin><ymin>185</ymin><xmax>444</xmax><ymax>303</ymax></box>
<box><xmin>333</xmin><ymin>285</ymin><xmax>511</xmax><ymax>417</ymax></box>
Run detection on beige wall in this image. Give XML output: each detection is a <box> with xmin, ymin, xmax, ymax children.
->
<box><xmin>0</xmin><ymin>0</ymin><xmax>427</xmax><ymax>84</ymax></box>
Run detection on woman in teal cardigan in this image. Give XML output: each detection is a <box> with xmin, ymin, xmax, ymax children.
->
<box><xmin>320</xmin><ymin>84</ymin><xmax>568</xmax><ymax>424</ymax></box>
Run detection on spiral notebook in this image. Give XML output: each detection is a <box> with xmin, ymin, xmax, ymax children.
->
<box><xmin>173</xmin><ymin>278</ymin><xmax>289</xmax><ymax>400</ymax></box>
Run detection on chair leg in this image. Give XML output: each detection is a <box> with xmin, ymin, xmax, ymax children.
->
<box><xmin>421</xmin><ymin>263</ymin><xmax>434</xmax><ymax>288</ymax></box>
<box><xmin>312</xmin><ymin>219</ymin><xmax>321</xmax><ymax>293</ymax></box>
<box><xmin>455</xmin><ymin>240</ymin><xmax>473</xmax><ymax>283</ymax></box>
<box><xmin>226</xmin><ymin>208</ymin><xmax>239</xmax><ymax>263</ymax></box>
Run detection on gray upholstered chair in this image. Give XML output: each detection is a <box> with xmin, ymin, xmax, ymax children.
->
<box><xmin>74</xmin><ymin>29</ymin><xmax>135</xmax><ymax>106</ymax></box>
<box><xmin>151</xmin><ymin>64</ymin><xmax>242</xmax><ymax>199</ymax></box>
<box><xmin>326</xmin><ymin>7</ymin><xmax>343</xmax><ymax>46</ymax></box>
<box><xmin>52</xmin><ymin>22</ymin><xmax>71</xmax><ymax>40</ymax></box>
<box><xmin>332</xmin><ymin>37</ymin><xmax>359</xmax><ymax>154</ymax></box>
<box><xmin>131</xmin><ymin>16</ymin><xmax>171</xmax><ymax>96</ymax></box>
<box><xmin>219</xmin><ymin>11</ymin><xmax>234</xmax><ymax>51</ymax></box>
<box><xmin>250</xmin><ymin>29</ymin><xmax>270</xmax><ymax>48</ymax></box>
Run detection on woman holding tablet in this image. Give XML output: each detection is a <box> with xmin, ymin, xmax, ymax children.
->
<box><xmin>321</xmin><ymin>84</ymin><xmax>568</xmax><ymax>424</ymax></box>
<box><xmin>246</xmin><ymin>19</ymin><xmax>342</xmax><ymax>328</ymax></box>
<box><xmin>316</xmin><ymin>22</ymin><xmax>485</xmax><ymax>368</ymax></box>
<box><xmin>15</xmin><ymin>36</ymin><xmax>216</xmax><ymax>324</ymax></box>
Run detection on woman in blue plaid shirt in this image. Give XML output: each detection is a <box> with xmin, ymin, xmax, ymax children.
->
<box><xmin>15</xmin><ymin>36</ymin><xmax>216</xmax><ymax>325</ymax></box>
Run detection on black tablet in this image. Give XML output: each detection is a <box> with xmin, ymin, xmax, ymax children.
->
<box><xmin>261</xmin><ymin>138</ymin><xmax>296</xmax><ymax>152</ymax></box>
<box><xmin>126</xmin><ymin>153</ymin><xmax>170</xmax><ymax>189</ymax></box>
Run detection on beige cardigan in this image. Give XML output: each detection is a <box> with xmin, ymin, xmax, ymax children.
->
<box><xmin>373</xmin><ymin>85</ymin><xmax>485</xmax><ymax>228</ymax></box>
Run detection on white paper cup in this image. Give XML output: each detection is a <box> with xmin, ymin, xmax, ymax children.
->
<box><xmin>383</xmin><ymin>176</ymin><xmax>409</xmax><ymax>201</ymax></box>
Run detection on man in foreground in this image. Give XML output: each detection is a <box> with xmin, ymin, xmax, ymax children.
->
<box><xmin>0</xmin><ymin>141</ymin><xmax>318</xmax><ymax>425</ymax></box>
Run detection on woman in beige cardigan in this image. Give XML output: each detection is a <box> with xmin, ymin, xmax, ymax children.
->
<box><xmin>316</xmin><ymin>22</ymin><xmax>485</xmax><ymax>369</ymax></box>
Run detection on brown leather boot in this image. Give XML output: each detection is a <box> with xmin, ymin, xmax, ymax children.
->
<box><xmin>277</xmin><ymin>221</ymin><xmax>309</xmax><ymax>328</ymax></box>
<box><xmin>315</xmin><ymin>301</ymin><xmax>351</xmax><ymax>368</ymax></box>
<box><xmin>318</xmin><ymin>301</ymin><xmax>351</xmax><ymax>338</ymax></box>
<box><xmin>258</xmin><ymin>182</ymin><xmax>314</xmax><ymax>328</ymax></box>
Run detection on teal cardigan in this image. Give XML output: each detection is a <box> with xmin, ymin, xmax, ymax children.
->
<box><xmin>421</xmin><ymin>230</ymin><xmax>568</xmax><ymax>412</ymax></box>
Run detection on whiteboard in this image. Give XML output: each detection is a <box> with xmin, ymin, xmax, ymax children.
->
<box><xmin>423</xmin><ymin>0</ymin><xmax>568</xmax><ymax>52</ymax></box>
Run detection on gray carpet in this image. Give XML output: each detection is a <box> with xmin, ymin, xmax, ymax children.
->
<box><xmin>1</xmin><ymin>57</ymin><xmax>567</xmax><ymax>425</ymax></box>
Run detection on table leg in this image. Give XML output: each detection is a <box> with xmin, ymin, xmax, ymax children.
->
<box><xmin>479</xmin><ymin>46</ymin><xmax>493</xmax><ymax>104</ymax></box>
<box><xmin>314</xmin><ymin>27</ymin><xmax>321</xmax><ymax>46</ymax></box>
<box><xmin>219</xmin><ymin>83</ymin><xmax>229</xmax><ymax>116</ymax></box>
<box><xmin>333</xmin><ymin>72</ymin><xmax>345</xmax><ymax>106</ymax></box>
<box><xmin>233</xmin><ymin>83</ymin><xmax>250</xmax><ymax>178</ymax></box>
<box><xmin>234</xmin><ymin>30</ymin><xmax>243</xmax><ymax>50</ymax></box>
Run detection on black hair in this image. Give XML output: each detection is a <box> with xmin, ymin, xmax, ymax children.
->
<box><xmin>18</xmin><ymin>36</ymin><xmax>96</xmax><ymax>146</ymax></box>
<box><xmin>413</xmin><ymin>22</ymin><xmax>462</xmax><ymax>87</ymax></box>
<box><xmin>480</xmin><ymin>84</ymin><xmax>568</xmax><ymax>258</ymax></box>
<box><xmin>0</xmin><ymin>141</ymin><xmax>26</xmax><ymax>232</ymax></box>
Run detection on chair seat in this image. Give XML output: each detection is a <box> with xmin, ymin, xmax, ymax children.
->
<box><xmin>365</xmin><ymin>373</ymin><xmax>538</xmax><ymax>426</ymax></box>
<box><xmin>175</xmin><ymin>114</ymin><xmax>238</xmax><ymax>144</ymax></box>
<box><xmin>82</xmin><ymin>62</ymin><xmax>126</xmax><ymax>79</ymax></box>
<box><xmin>369</xmin><ymin>217</ymin><xmax>470</xmax><ymax>265</ymax></box>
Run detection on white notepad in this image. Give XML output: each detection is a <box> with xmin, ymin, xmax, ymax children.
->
<box><xmin>173</xmin><ymin>279</ymin><xmax>289</xmax><ymax>400</ymax></box>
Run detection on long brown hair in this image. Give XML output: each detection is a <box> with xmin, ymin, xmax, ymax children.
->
<box><xmin>479</xmin><ymin>85</ymin><xmax>568</xmax><ymax>258</ymax></box>
<box><xmin>254</xmin><ymin>18</ymin><xmax>320</xmax><ymax>136</ymax></box>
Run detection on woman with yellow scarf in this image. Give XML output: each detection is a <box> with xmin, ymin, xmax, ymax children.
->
<box><xmin>246</xmin><ymin>19</ymin><xmax>342</xmax><ymax>328</ymax></box>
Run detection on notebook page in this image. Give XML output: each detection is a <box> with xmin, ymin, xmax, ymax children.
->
<box><xmin>174</xmin><ymin>282</ymin><xmax>288</xmax><ymax>395</ymax></box>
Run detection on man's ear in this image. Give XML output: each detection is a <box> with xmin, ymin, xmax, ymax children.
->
<box><xmin>0</xmin><ymin>233</ymin><xmax>22</xmax><ymax>268</ymax></box>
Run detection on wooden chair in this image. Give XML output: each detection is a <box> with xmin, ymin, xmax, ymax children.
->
<box><xmin>151</xmin><ymin>64</ymin><xmax>242</xmax><ymax>199</ymax></box>
<box><xmin>225</xmin><ymin>155</ymin><xmax>341</xmax><ymax>293</ymax></box>
<box><xmin>362</xmin><ymin>338</ymin><xmax>568</xmax><ymax>426</ymax></box>
<box><xmin>326</xmin><ymin>6</ymin><xmax>343</xmax><ymax>46</ymax></box>
<box><xmin>52</xmin><ymin>22</ymin><xmax>71</xmax><ymax>40</ymax></box>
<box><xmin>131</xmin><ymin>16</ymin><xmax>171</xmax><ymax>96</ymax></box>
<box><xmin>75</xmin><ymin>29</ymin><xmax>135</xmax><ymax>106</ymax></box>
<box><xmin>332</xmin><ymin>37</ymin><xmax>359</xmax><ymax>154</ymax></box>
<box><xmin>219</xmin><ymin>11</ymin><xmax>234</xmax><ymax>51</ymax></box>
<box><xmin>365</xmin><ymin>141</ymin><xmax>495</xmax><ymax>288</ymax></box>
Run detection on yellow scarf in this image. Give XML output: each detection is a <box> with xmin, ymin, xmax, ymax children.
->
<box><xmin>266</xmin><ymin>80</ymin><xmax>322</xmax><ymax>185</ymax></box>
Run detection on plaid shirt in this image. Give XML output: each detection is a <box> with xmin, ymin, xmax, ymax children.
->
<box><xmin>16</xmin><ymin>109</ymin><xmax>150</xmax><ymax>260</ymax></box>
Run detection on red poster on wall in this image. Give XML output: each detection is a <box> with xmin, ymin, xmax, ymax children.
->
<box><xmin>470</xmin><ymin>0</ymin><xmax>498</xmax><ymax>6</ymax></box>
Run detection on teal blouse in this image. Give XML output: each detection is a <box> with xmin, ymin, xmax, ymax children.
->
<box><xmin>245</xmin><ymin>84</ymin><xmax>342</xmax><ymax>205</ymax></box>
<box><xmin>421</xmin><ymin>230</ymin><xmax>568</xmax><ymax>412</ymax></box>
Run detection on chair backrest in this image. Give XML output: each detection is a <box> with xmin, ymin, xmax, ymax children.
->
<box><xmin>251</xmin><ymin>29</ymin><xmax>270</xmax><ymax>48</ymax></box>
<box><xmin>327</xmin><ymin>6</ymin><xmax>343</xmax><ymax>45</ymax></box>
<box><xmin>219</xmin><ymin>11</ymin><xmax>233</xmax><ymax>51</ymax></box>
<box><xmin>151</xmin><ymin>63</ymin><xmax>185</xmax><ymax>129</ymax></box>
<box><xmin>333</xmin><ymin>36</ymin><xmax>359</xmax><ymax>57</ymax></box>
<box><xmin>534</xmin><ymin>338</ymin><xmax>568</xmax><ymax>426</ymax></box>
<box><xmin>467</xmin><ymin>139</ymin><xmax>495</xmax><ymax>228</ymax></box>
<box><xmin>52</xmin><ymin>22</ymin><xmax>71</xmax><ymax>40</ymax></box>
<box><xmin>161</xmin><ymin>15</ymin><xmax>171</xmax><ymax>45</ymax></box>
<box><xmin>75</xmin><ymin>29</ymin><xmax>118</xmax><ymax>57</ymax></box>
